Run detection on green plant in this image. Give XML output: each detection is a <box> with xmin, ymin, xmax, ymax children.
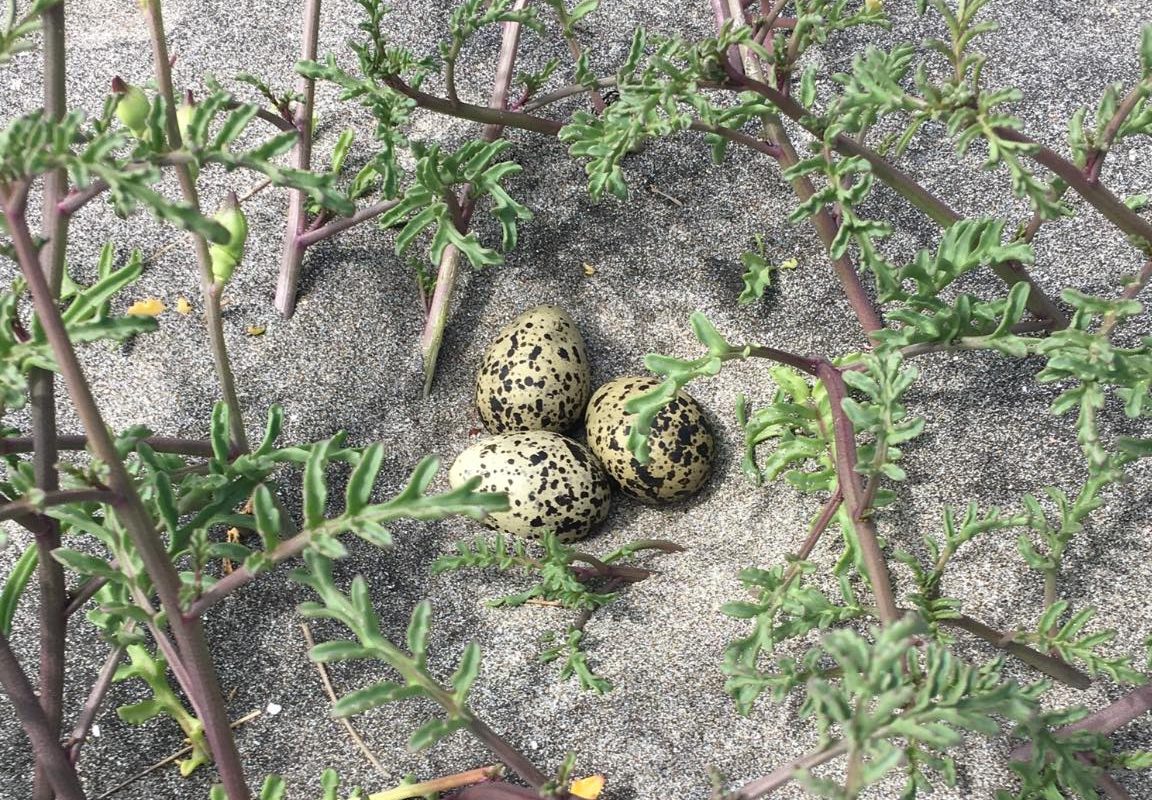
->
<box><xmin>4</xmin><ymin>1</ymin><xmax>1152</xmax><ymax>799</ymax></box>
<box><xmin>433</xmin><ymin>532</ymin><xmax>683</xmax><ymax>693</ymax></box>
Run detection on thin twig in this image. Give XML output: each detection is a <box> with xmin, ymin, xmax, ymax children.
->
<box><xmin>0</xmin><ymin>434</ymin><xmax>226</xmax><ymax>458</ymax></box>
<box><xmin>369</xmin><ymin>766</ymin><xmax>506</xmax><ymax>800</ymax></box>
<box><xmin>521</xmin><ymin>77</ymin><xmax>617</xmax><ymax>111</ymax></box>
<box><xmin>299</xmin><ymin>622</ymin><xmax>388</xmax><ymax>777</ymax></box>
<box><xmin>0</xmin><ymin>489</ymin><xmax>117</xmax><ymax>524</ymax></box>
<box><xmin>730</xmin><ymin>739</ymin><xmax>850</xmax><ymax>798</ymax></box>
<box><xmin>92</xmin><ymin>709</ymin><xmax>262</xmax><ymax>800</ymax></box>
<box><xmin>67</xmin><ymin>644</ymin><xmax>125</xmax><ymax>764</ymax></box>
<box><xmin>296</xmin><ymin>197</ymin><xmax>401</xmax><ymax>248</ymax></box>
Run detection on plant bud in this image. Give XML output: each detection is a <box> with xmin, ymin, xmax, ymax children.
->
<box><xmin>112</xmin><ymin>76</ymin><xmax>150</xmax><ymax>136</ymax></box>
<box><xmin>208</xmin><ymin>192</ymin><xmax>248</xmax><ymax>285</ymax></box>
<box><xmin>176</xmin><ymin>89</ymin><xmax>196</xmax><ymax>143</ymax></box>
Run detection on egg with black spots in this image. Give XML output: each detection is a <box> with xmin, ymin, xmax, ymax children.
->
<box><xmin>585</xmin><ymin>376</ymin><xmax>714</xmax><ymax>504</ymax></box>
<box><xmin>475</xmin><ymin>305</ymin><xmax>591</xmax><ymax>433</ymax></box>
<box><xmin>448</xmin><ymin>430</ymin><xmax>612</xmax><ymax>541</ymax></box>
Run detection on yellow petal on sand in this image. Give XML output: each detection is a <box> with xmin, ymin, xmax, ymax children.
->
<box><xmin>246</xmin><ymin>325</ymin><xmax>266</xmax><ymax>336</ymax></box>
<box><xmin>126</xmin><ymin>297</ymin><xmax>166</xmax><ymax>317</ymax></box>
<box><xmin>175</xmin><ymin>297</ymin><xmax>193</xmax><ymax>315</ymax></box>
<box><xmin>570</xmin><ymin>775</ymin><xmax>605</xmax><ymax>799</ymax></box>
<box><xmin>582</xmin><ymin>263</ymin><xmax>597</xmax><ymax>277</ymax></box>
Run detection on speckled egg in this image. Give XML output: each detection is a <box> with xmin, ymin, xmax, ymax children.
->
<box><xmin>475</xmin><ymin>305</ymin><xmax>591</xmax><ymax>434</ymax></box>
<box><xmin>448</xmin><ymin>430</ymin><xmax>612</xmax><ymax>542</ymax></box>
<box><xmin>585</xmin><ymin>376</ymin><xmax>714</xmax><ymax>504</ymax></box>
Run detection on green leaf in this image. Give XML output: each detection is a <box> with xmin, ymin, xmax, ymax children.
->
<box><xmin>1141</xmin><ymin>25</ymin><xmax>1152</xmax><ymax>77</ymax></box>
<box><xmin>309</xmin><ymin>640</ymin><xmax>375</xmax><ymax>663</ymax></box>
<box><xmin>61</xmin><ymin>248</ymin><xmax>143</xmax><ymax>325</ymax></box>
<box><xmin>407</xmin><ymin>600</ymin><xmax>431</xmax><ymax>664</ymax></box>
<box><xmin>331</xmin><ymin>680</ymin><xmax>425</xmax><ymax>717</ymax></box>
<box><xmin>0</xmin><ymin>545</ymin><xmax>37</xmax><ymax>636</ymax></box>
<box><xmin>346</xmin><ymin>443</ymin><xmax>385</xmax><ymax>516</ymax></box>
<box><xmin>210</xmin><ymin>403</ymin><xmax>231</xmax><ymax>461</ymax></box>
<box><xmin>117</xmin><ymin>698</ymin><xmax>166</xmax><ymax>724</ymax></box>
<box><xmin>800</xmin><ymin>64</ymin><xmax>818</xmax><ymax>107</ymax></box>
<box><xmin>303</xmin><ymin>439</ymin><xmax>331</xmax><ymax>528</ymax></box>
<box><xmin>991</xmin><ymin>281</ymin><xmax>1031</xmax><ymax>337</ymax></box>
<box><xmin>213</xmin><ymin>104</ymin><xmax>259</xmax><ymax>150</ymax></box>
<box><xmin>51</xmin><ymin>549</ymin><xmax>121</xmax><ymax>580</ymax></box>
<box><xmin>450</xmin><ymin>642</ymin><xmax>482</xmax><ymax>701</ymax></box>
<box><xmin>329</xmin><ymin>129</ymin><xmax>355</xmax><ymax>174</ymax></box>
<box><xmin>252</xmin><ymin>484</ymin><xmax>282</xmax><ymax>551</ymax></box>
<box><xmin>257</xmin><ymin>404</ymin><xmax>284</xmax><ymax>455</ymax></box>
<box><xmin>153</xmin><ymin>472</ymin><xmax>179</xmax><ymax>542</ymax></box>
<box><xmin>259</xmin><ymin>776</ymin><xmax>286</xmax><ymax>800</ymax></box>
<box><xmin>407</xmin><ymin>717</ymin><xmax>467</xmax><ymax>751</ymax></box>
<box><xmin>248</xmin><ymin>131</ymin><xmax>298</xmax><ymax>161</ymax></box>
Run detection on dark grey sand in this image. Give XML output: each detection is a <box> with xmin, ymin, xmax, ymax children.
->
<box><xmin>2</xmin><ymin>1</ymin><xmax>1152</xmax><ymax>798</ymax></box>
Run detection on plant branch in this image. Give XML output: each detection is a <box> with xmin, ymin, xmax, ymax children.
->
<box><xmin>296</xmin><ymin>197</ymin><xmax>401</xmax><ymax>247</ymax></box>
<box><xmin>465</xmin><ymin>717</ymin><xmax>552</xmax><ymax>790</ymax></box>
<box><xmin>274</xmin><ymin>0</ymin><xmax>322</xmax><ymax>318</ymax></box>
<box><xmin>370</xmin><ymin>766</ymin><xmax>505</xmax><ymax>800</ymax></box>
<box><xmin>419</xmin><ymin>2</ymin><xmax>528</xmax><ymax>396</ymax></box>
<box><xmin>994</xmin><ymin>127</ymin><xmax>1152</xmax><ymax>247</ymax></box>
<box><xmin>0</xmin><ymin>434</ymin><xmax>226</xmax><ymax>459</ymax></box>
<box><xmin>1100</xmin><ymin>256</ymin><xmax>1152</xmax><ymax>337</ymax></box>
<box><xmin>143</xmin><ymin>0</ymin><xmax>248</xmax><ymax>453</ymax></box>
<box><xmin>938</xmin><ymin>613</ymin><xmax>1090</xmax><ymax>689</ymax></box>
<box><xmin>721</xmin><ymin>16</ymin><xmax>883</xmax><ymax>338</ymax></box>
<box><xmin>33</xmin><ymin>5</ymin><xmax>70</xmax><ymax>797</ymax></box>
<box><xmin>555</xmin><ymin>4</ymin><xmax>605</xmax><ymax>113</ymax></box>
<box><xmin>0</xmin><ymin>630</ymin><xmax>88</xmax><ymax>800</ymax></box>
<box><xmin>815</xmin><ymin>361</ymin><xmax>899</xmax><ymax>625</ymax></box>
<box><xmin>746</xmin><ymin>344</ymin><xmax>820</xmax><ymax>374</ymax></box>
<box><xmin>1</xmin><ymin>187</ymin><xmax>251</xmax><ymax>799</ymax></box>
<box><xmin>729</xmin><ymin>739</ymin><xmax>850</xmax><ymax>798</ymax></box>
<box><xmin>0</xmin><ymin>490</ymin><xmax>118</xmax><ymax>524</ymax></box>
<box><xmin>723</xmin><ymin>71</ymin><xmax>1070</xmax><ymax>328</ymax></box>
<box><xmin>1086</xmin><ymin>77</ymin><xmax>1152</xmax><ymax>183</ymax></box>
<box><xmin>521</xmin><ymin>77</ymin><xmax>617</xmax><ymax>111</ymax></box>
<box><xmin>64</xmin><ymin>576</ymin><xmax>107</xmax><ymax>618</ymax></box>
<box><xmin>1010</xmin><ymin>682</ymin><xmax>1152</xmax><ymax>762</ymax></box>
<box><xmin>66</xmin><ymin>643</ymin><xmax>124</xmax><ymax>765</ymax></box>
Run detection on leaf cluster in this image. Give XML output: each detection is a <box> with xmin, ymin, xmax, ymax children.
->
<box><xmin>803</xmin><ymin>619</ymin><xmax>1044</xmax><ymax>799</ymax></box>
<box><xmin>624</xmin><ymin>313</ymin><xmax>750</xmax><ymax>463</ymax></box>
<box><xmin>294</xmin><ymin>554</ymin><xmax>482</xmax><ymax>751</ymax></box>
<box><xmin>722</xmin><ymin>562</ymin><xmax>866</xmax><ymax>712</ymax></box>
<box><xmin>434</xmin><ymin>532</ymin><xmax>679</xmax><ymax>691</ymax></box>
<box><xmin>0</xmin><ymin>244</ymin><xmax>155</xmax><ymax>413</ymax></box>
<box><xmin>871</xmin><ymin>219</ymin><xmax>1035</xmax><ymax>355</ymax></box>
<box><xmin>895</xmin><ymin>503</ymin><xmax>1028</xmax><ymax>634</ymax></box>
<box><xmin>112</xmin><ymin>644</ymin><xmax>211</xmax><ymax>777</ymax></box>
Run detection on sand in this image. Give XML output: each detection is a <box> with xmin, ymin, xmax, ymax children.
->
<box><xmin>1</xmin><ymin>0</ymin><xmax>1151</xmax><ymax>798</ymax></box>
